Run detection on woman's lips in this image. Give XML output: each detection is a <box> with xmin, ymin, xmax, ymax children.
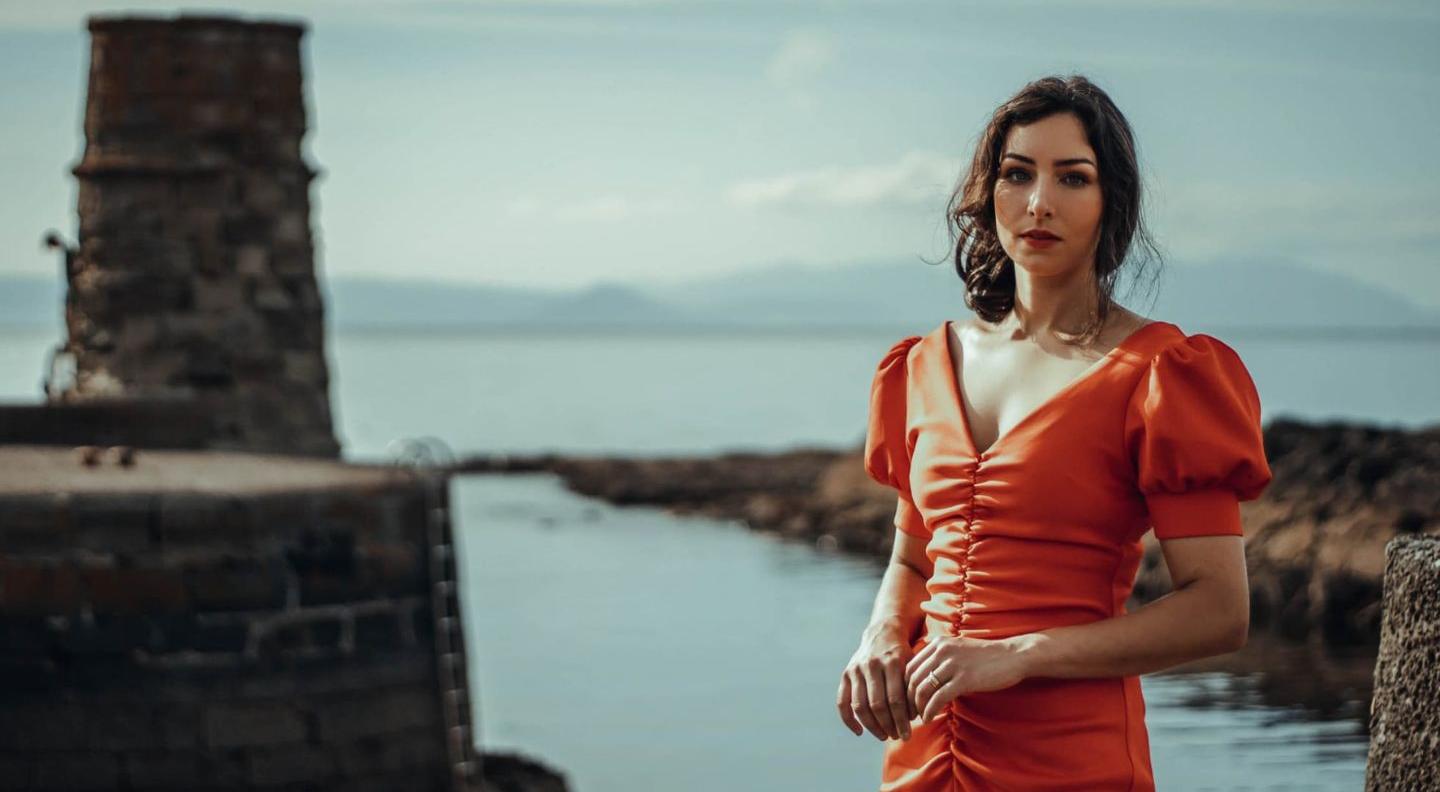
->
<box><xmin>1021</xmin><ymin>234</ymin><xmax>1059</xmax><ymax>248</ymax></box>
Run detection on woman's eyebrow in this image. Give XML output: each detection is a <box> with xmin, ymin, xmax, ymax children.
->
<box><xmin>1002</xmin><ymin>152</ymin><xmax>1096</xmax><ymax>167</ymax></box>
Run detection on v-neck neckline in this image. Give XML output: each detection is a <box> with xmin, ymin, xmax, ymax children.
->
<box><xmin>940</xmin><ymin>318</ymin><xmax>1169</xmax><ymax>458</ymax></box>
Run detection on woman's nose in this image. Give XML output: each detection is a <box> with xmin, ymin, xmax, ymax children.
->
<box><xmin>1028</xmin><ymin>182</ymin><xmax>1054</xmax><ymax>218</ymax></box>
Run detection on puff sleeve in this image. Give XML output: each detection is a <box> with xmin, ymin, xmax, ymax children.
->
<box><xmin>863</xmin><ymin>336</ymin><xmax>929</xmax><ymax>539</ymax></box>
<box><xmin>1124</xmin><ymin>334</ymin><xmax>1274</xmax><ymax>540</ymax></box>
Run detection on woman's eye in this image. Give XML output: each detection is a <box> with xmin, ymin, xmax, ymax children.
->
<box><xmin>1063</xmin><ymin>173</ymin><xmax>1090</xmax><ymax>186</ymax></box>
<box><xmin>1002</xmin><ymin>168</ymin><xmax>1029</xmax><ymax>182</ymax></box>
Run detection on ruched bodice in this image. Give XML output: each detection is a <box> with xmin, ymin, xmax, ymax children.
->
<box><xmin>862</xmin><ymin>320</ymin><xmax>1274</xmax><ymax>792</ymax></box>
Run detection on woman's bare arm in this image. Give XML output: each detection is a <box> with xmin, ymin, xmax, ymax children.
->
<box><xmin>838</xmin><ymin>507</ymin><xmax>934</xmax><ymax>741</ymax></box>
<box><xmin>1016</xmin><ymin>535</ymin><xmax>1249</xmax><ymax>678</ymax></box>
<box><xmin>866</xmin><ymin>526</ymin><xmax>933</xmax><ymax>641</ymax></box>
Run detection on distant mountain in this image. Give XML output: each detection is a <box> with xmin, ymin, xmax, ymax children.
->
<box><xmin>1143</xmin><ymin>257</ymin><xmax>1440</xmax><ymax>331</ymax></box>
<box><xmin>2</xmin><ymin>256</ymin><xmax>1437</xmax><ymax>330</ymax></box>
<box><xmin>529</xmin><ymin>281</ymin><xmax>689</xmax><ymax>326</ymax></box>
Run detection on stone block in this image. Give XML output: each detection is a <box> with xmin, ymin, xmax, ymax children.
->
<box><xmin>336</xmin><ymin>730</ymin><xmax>442</xmax><ymax>778</ymax></box>
<box><xmin>314</xmin><ymin>686</ymin><xmax>438</xmax><ymax>742</ymax></box>
<box><xmin>69</xmin><ymin>492</ymin><xmax>156</xmax><ymax>555</ymax></box>
<box><xmin>0</xmin><ymin>754</ymin><xmax>33</xmax><ymax>790</ymax></box>
<box><xmin>246</xmin><ymin>742</ymin><xmax>338</xmax><ymax>786</ymax></box>
<box><xmin>0</xmin><ymin>615</ymin><xmax>53</xmax><ymax>653</ymax></box>
<box><xmin>82</xmin><ymin>566</ymin><xmax>188</xmax><ymax>614</ymax></box>
<box><xmin>354</xmin><ymin>609</ymin><xmax>405</xmax><ymax>651</ymax></box>
<box><xmin>85</xmin><ymin>706</ymin><xmax>162</xmax><ymax>750</ymax></box>
<box><xmin>52</xmin><ymin>613</ymin><xmax>154</xmax><ymax>656</ymax></box>
<box><xmin>122</xmin><ymin>751</ymin><xmax>207</xmax><ymax>788</ymax></box>
<box><xmin>0</xmin><ymin>702</ymin><xmax>88</xmax><ymax>751</ymax></box>
<box><xmin>0</xmin><ymin>493</ymin><xmax>72</xmax><ymax>554</ymax></box>
<box><xmin>155</xmin><ymin>492</ymin><xmax>255</xmax><ymax>551</ymax></box>
<box><xmin>185</xmin><ymin>557</ymin><xmax>287</xmax><ymax>612</ymax></box>
<box><xmin>30</xmin><ymin>752</ymin><xmax>119</xmax><ymax>791</ymax></box>
<box><xmin>0</xmin><ymin>560</ymin><xmax>85</xmax><ymax>615</ymax></box>
<box><xmin>204</xmin><ymin>702</ymin><xmax>308</xmax><ymax>749</ymax></box>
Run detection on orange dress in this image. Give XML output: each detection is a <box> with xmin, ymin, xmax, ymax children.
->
<box><xmin>863</xmin><ymin>320</ymin><xmax>1274</xmax><ymax>792</ymax></box>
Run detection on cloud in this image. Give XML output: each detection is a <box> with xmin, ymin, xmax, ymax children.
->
<box><xmin>1158</xmin><ymin>180</ymin><xmax>1438</xmax><ymax>248</ymax></box>
<box><xmin>765</xmin><ymin>29</ymin><xmax>836</xmax><ymax>91</ymax></box>
<box><xmin>726</xmin><ymin>150</ymin><xmax>962</xmax><ymax>211</ymax></box>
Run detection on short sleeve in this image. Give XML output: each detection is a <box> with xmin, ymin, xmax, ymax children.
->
<box><xmin>863</xmin><ymin>336</ymin><xmax>929</xmax><ymax>539</ymax></box>
<box><xmin>1124</xmin><ymin>334</ymin><xmax>1274</xmax><ymax>540</ymax></box>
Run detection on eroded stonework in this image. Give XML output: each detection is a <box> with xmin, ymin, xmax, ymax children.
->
<box><xmin>57</xmin><ymin>14</ymin><xmax>338</xmax><ymax>457</ymax></box>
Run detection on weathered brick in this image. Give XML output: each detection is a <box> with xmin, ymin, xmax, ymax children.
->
<box><xmin>354</xmin><ymin>610</ymin><xmax>404</xmax><ymax>650</ymax></box>
<box><xmin>0</xmin><ymin>703</ymin><xmax>87</xmax><ymax>751</ymax></box>
<box><xmin>86</xmin><ymin>707</ymin><xmax>162</xmax><ymax>750</ymax></box>
<box><xmin>189</xmin><ymin>615</ymin><xmax>250</xmax><ymax>653</ymax></box>
<box><xmin>0</xmin><ymin>655</ymin><xmax>60</xmax><ymax>690</ymax></box>
<box><xmin>297</xmin><ymin>568</ymin><xmax>365</xmax><ymax>606</ymax></box>
<box><xmin>246</xmin><ymin>742</ymin><xmax>338</xmax><ymax>786</ymax></box>
<box><xmin>313</xmin><ymin>493</ymin><xmax>382</xmax><ymax>537</ymax></box>
<box><xmin>0</xmin><ymin>493</ymin><xmax>71</xmax><ymax>554</ymax></box>
<box><xmin>336</xmin><ymin>730</ymin><xmax>442</xmax><ymax>778</ymax></box>
<box><xmin>155</xmin><ymin>492</ymin><xmax>254</xmax><ymax>551</ymax></box>
<box><xmin>82</xmin><ymin>565</ymin><xmax>188</xmax><ymax>614</ymax></box>
<box><xmin>363</xmin><ymin>542</ymin><xmax>423</xmax><ymax>596</ymax></box>
<box><xmin>70</xmin><ymin>492</ymin><xmax>156</xmax><ymax>555</ymax></box>
<box><xmin>0</xmin><ymin>559</ymin><xmax>85</xmax><ymax>615</ymax></box>
<box><xmin>256</xmin><ymin>611</ymin><xmax>345</xmax><ymax>656</ymax></box>
<box><xmin>0</xmin><ymin>615</ymin><xmax>54</xmax><ymax>653</ymax></box>
<box><xmin>338</xmin><ymin>769</ymin><xmax>449</xmax><ymax>792</ymax></box>
<box><xmin>155</xmin><ymin>702</ymin><xmax>204</xmax><ymax>749</ymax></box>
<box><xmin>52</xmin><ymin>613</ymin><xmax>154</xmax><ymax>656</ymax></box>
<box><xmin>122</xmin><ymin>750</ymin><xmax>206</xmax><ymax>788</ymax></box>
<box><xmin>0</xmin><ymin>754</ymin><xmax>34</xmax><ymax>790</ymax></box>
<box><xmin>205</xmin><ymin>702</ymin><xmax>307</xmax><ymax>748</ymax></box>
<box><xmin>185</xmin><ymin>557</ymin><xmax>287</xmax><ymax>612</ymax></box>
<box><xmin>248</xmin><ymin>491</ymin><xmax>315</xmax><ymax>539</ymax></box>
<box><xmin>145</xmin><ymin>612</ymin><xmax>248</xmax><ymax>654</ymax></box>
<box><xmin>231</xmin><ymin>651</ymin><xmax>431</xmax><ymax>699</ymax></box>
<box><xmin>31</xmin><ymin>752</ymin><xmax>118</xmax><ymax>790</ymax></box>
<box><xmin>315</xmin><ymin>686</ymin><xmax>438</xmax><ymax>742</ymax></box>
<box><xmin>371</xmin><ymin>490</ymin><xmax>426</xmax><ymax>543</ymax></box>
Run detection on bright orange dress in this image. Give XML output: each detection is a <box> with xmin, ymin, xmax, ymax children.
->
<box><xmin>862</xmin><ymin>320</ymin><xmax>1274</xmax><ymax>792</ymax></box>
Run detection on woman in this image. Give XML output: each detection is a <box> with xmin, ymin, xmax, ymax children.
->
<box><xmin>836</xmin><ymin>75</ymin><xmax>1274</xmax><ymax>791</ymax></box>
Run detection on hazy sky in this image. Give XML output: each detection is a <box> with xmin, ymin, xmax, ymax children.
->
<box><xmin>3</xmin><ymin>1</ymin><xmax>1438</xmax><ymax>305</ymax></box>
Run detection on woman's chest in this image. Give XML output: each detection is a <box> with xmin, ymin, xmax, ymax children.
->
<box><xmin>905</xmin><ymin>378</ymin><xmax>1147</xmax><ymax>530</ymax></box>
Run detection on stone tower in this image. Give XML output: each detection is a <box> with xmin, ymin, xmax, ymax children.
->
<box><xmin>58</xmin><ymin>14</ymin><xmax>339</xmax><ymax>457</ymax></box>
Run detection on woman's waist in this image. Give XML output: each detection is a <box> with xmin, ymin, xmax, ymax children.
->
<box><xmin>918</xmin><ymin>600</ymin><xmax>1117</xmax><ymax>642</ymax></box>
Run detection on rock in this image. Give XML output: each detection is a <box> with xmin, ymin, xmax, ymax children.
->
<box><xmin>1364</xmin><ymin>535</ymin><xmax>1440</xmax><ymax>791</ymax></box>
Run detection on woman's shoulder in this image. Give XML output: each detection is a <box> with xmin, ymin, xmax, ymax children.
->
<box><xmin>1134</xmin><ymin>316</ymin><xmax>1248</xmax><ymax>367</ymax></box>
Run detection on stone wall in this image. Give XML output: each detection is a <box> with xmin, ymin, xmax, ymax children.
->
<box><xmin>1365</xmin><ymin>534</ymin><xmax>1439</xmax><ymax>790</ymax></box>
<box><xmin>57</xmin><ymin>14</ymin><xmax>337</xmax><ymax>457</ymax></box>
<box><xmin>0</xmin><ymin>446</ymin><xmax>478</xmax><ymax>790</ymax></box>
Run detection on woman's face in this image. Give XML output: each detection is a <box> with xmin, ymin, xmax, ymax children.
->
<box><xmin>992</xmin><ymin>112</ymin><xmax>1103</xmax><ymax>279</ymax></box>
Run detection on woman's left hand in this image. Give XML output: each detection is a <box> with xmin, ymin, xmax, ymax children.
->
<box><xmin>905</xmin><ymin>635</ymin><xmax>1031</xmax><ymax>723</ymax></box>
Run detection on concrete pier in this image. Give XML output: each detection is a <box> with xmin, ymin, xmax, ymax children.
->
<box><xmin>0</xmin><ymin>445</ymin><xmax>479</xmax><ymax>790</ymax></box>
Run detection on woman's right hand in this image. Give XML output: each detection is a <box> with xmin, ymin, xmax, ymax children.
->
<box><xmin>837</xmin><ymin>622</ymin><xmax>915</xmax><ymax>741</ymax></box>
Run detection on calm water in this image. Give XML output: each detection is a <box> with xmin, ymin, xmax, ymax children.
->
<box><xmin>3</xmin><ymin>323</ymin><xmax>1421</xmax><ymax>790</ymax></box>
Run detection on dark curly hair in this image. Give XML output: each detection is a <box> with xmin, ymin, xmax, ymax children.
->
<box><xmin>939</xmin><ymin>74</ymin><xmax>1162</xmax><ymax>345</ymax></box>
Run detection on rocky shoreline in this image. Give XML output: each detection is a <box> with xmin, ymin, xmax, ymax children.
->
<box><xmin>456</xmin><ymin>417</ymin><xmax>1439</xmax><ymax>655</ymax></box>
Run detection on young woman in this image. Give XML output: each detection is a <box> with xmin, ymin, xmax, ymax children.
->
<box><xmin>836</xmin><ymin>75</ymin><xmax>1274</xmax><ymax>791</ymax></box>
